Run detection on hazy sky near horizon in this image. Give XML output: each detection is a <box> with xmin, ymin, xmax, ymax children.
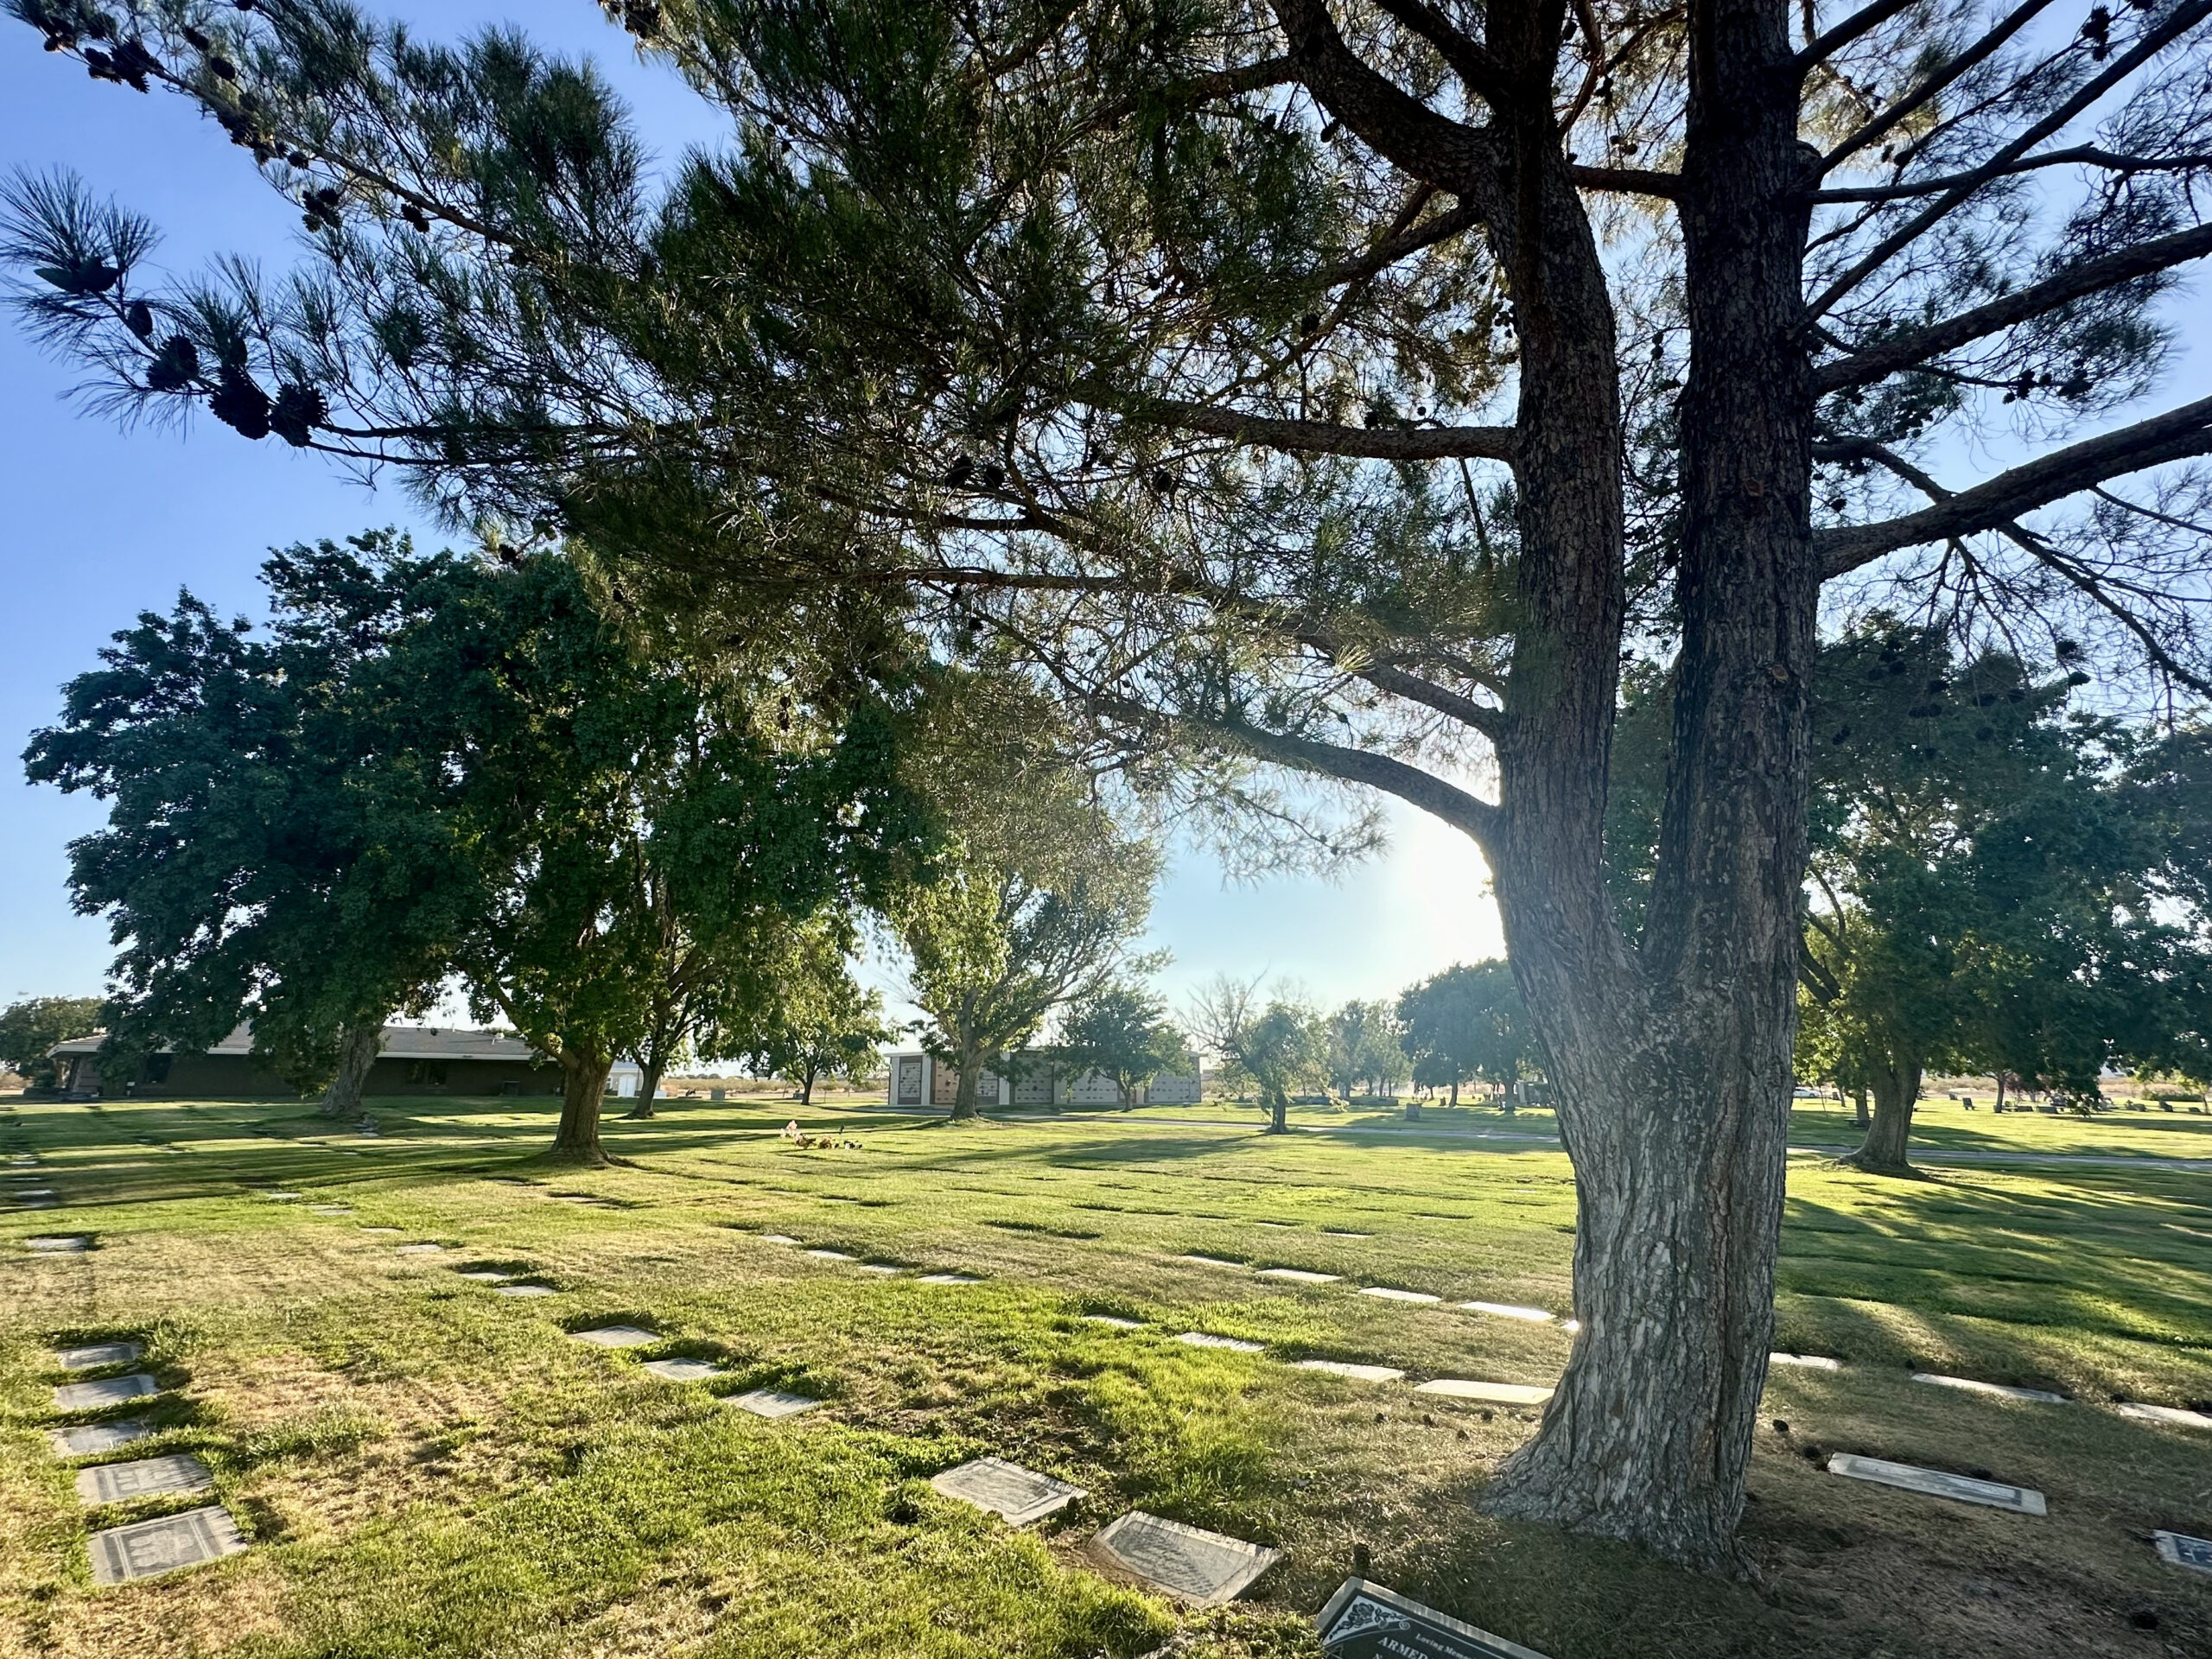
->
<box><xmin>0</xmin><ymin>4</ymin><xmax>1508</xmax><ymax>1015</ymax></box>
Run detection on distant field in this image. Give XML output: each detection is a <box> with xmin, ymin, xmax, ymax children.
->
<box><xmin>3</xmin><ymin>1092</ymin><xmax>2207</xmax><ymax>1658</ymax></box>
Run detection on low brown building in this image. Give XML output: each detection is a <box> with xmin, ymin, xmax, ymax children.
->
<box><xmin>50</xmin><ymin>1025</ymin><xmax>563</xmax><ymax>1100</ymax></box>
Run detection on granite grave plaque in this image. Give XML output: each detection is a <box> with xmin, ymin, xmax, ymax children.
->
<box><xmin>49</xmin><ymin>1419</ymin><xmax>151</xmax><ymax>1458</ymax></box>
<box><xmin>2116</xmin><ymin>1402</ymin><xmax>2212</xmax><ymax>1429</ymax></box>
<box><xmin>571</xmin><ymin>1325</ymin><xmax>658</xmax><ymax>1348</ymax></box>
<box><xmin>1294</xmin><ymin>1359</ymin><xmax>1406</xmax><ymax>1383</ymax></box>
<box><xmin>1258</xmin><ymin>1268</ymin><xmax>1341</xmax><ymax>1285</ymax></box>
<box><xmin>24</xmin><ymin>1235</ymin><xmax>89</xmax><ymax>1251</ymax></box>
<box><xmin>1175</xmin><ymin>1332</ymin><xmax>1265</xmax><ymax>1352</ymax></box>
<box><xmin>1317</xmin><ymin>1579</ymin><xmax>1554</xmax><ymax>1658</ymax></box>
<box><xmin>396</xmin><ymin>1243</ymin><xmax>446</xmax><ymax>1255</ymax></box>
<box><xmin>1769</xmin><ymin>1352</ymin><xmax>1842</xmax><ymax>1370</ymax></box>
<box><xmin>1360</xmin><ymin>1287</ymin><xmax>1440</xmax><ymax>1305</ymax></box>
<box><xmin>1414</xmin><ymin>1379</ymin><xmax>1554</xmax><ymax>1406</ymax></box>
<box><xmin>804</xmin><ymin>1248</ymin><xmax>855</xmax><ymax>1261</ymax></box>
<box><xmin>1088</xmin><ymin>1510</ymin><xmax>1281</xmax><ymax>1605</ymax></box>
<box><xmin>496</xmin><ymin>1282</ymin><xmax>557</xmax><ymax>1297</ymax></box>
<box><xmin>87</xmin><ymin>1503</ymin><xmax>246</xmax><ymax>1585</ymax></box>
<box><xmin>1322</xmin><ymin>1230</ymin><xmax>1372</xmax><ymax>1239</ymax></box>
<box><xmin>930</xmin><ymin>1456</ymin><xmax>1087</xmax><ymax>1525</ymax></box>
<box><xmin>642</xmin><ymin>1357</ymin><xmax>728</xmax><ymax>1382</ymax></box>
<box><xmin>2153</xmin><ymin>1529</ymin><xmax>2212</xmax><ymax>1574</ymax></box>
<box><xmin>76</xmin><ymin>1452</ymin><xmax>215</xmax><ymax>1505</ymax></box>
<box><xmin>265</xmin><ymin>1192</ymin><xmax>301</xmax><ymax>1199</ymax></box>
<box><xmin>759</xmin><ymin>1233</ymin><xmax>801</xmax><ymax>1244</ymax></box>
<box><xmin>455</xmin><ymin>1270</ymin><xmax>513</xmax><ymax>1282</ymax></box>
<box><xmin>359</xmin><ymin>1226</ymin><xmax>402</xmax><ymax>1234</ymax></box>
<box><xmin>1176</xmin><ymin>1254</ymin><xmax>1242</xmax><ymax>1268</ymax></box>
<box><xmin>1826</xmin><ymin>1453</ymin><xmax>2046</xmax><ymax>1515</ymax></box>
<box><xmin>1458</xmin><ymin>1302</ymin><xmax>1554</xmax><ymax>1323</ymax></box>
<box><xmin>918</xmin><ymin>1272</ymin><xmax>982</xmax><ymax>1285</ymax></box>
<box><xmin>728</xmin><ymin>1389</ymin><xmax>821</xmax><ymax>1418</ymax></box>
<box><xmin>55</xmin><ymin>1373</ymin><xmax>161</xmax><ymax>1411</ymax></box>
<box><xmin>1910</xmin><ymin>1372</ymin><xmax>2065</xmax><ymax>1403</ymax></box>
<box><xmin>57</xmin><ymin>1341</ymin><xmax>143</xmax><ymax>1370</ymax></box>
<box><xmin>1082</xmin><ymin>1315</ymin><xmax>1145</xmax><ymax>1329</ymax></box>
<box><xmin>309</xmin><ymin>1205</ymin><xmax>353</xmax><ymax>1215</ymax></box>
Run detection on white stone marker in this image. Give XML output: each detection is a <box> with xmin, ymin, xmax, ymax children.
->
<box><xmin>1174</xmin><ymin>1332</ymin><xmax>1264</xmax><ymax>1353</ymax></box>
<box><xmin>265</xmin><ymin>1192</ymin><xmax>302</xmax><ymax>1200</ymax></box>
<box><xmin>454</xmin><ymin>1270</ymin><xmax>513</xmax><ymax>1283</ymax></box>
<box><xmin>931</xmin><ymin>1456</ymin><xmax>1088</xmax><ymax>1526</ymax></box>
<box><xmin>1414</xmin><ymin>1379</ymin><xmax>1555</xmax><ymax>1406</ymax></box>
<box><xmin>56</xmin><ymin>1341</ymin><xmax>143</xmax><ymax>1370</ymax></box>
<box><xmin>1176</xmin><ymin>1254</ymin><xmax>1242</xmax><ymax>1268</ymax></box>
<box><xmin>728</xmin><ymin>1389</ymin><xmax>821</xmax><ymax>1419</ymax></box>
<box><xmin>396</xmin><ymin>1243</ymin><xmax>446</xmax><ymax>1255</ymax></box>
<box><xmin>49</xmin><ymin>1420</ymin><xmax>151</xmax><ymax>1458</ymax></box>
<box><xmin>1825</xmin><ymin>1453</ymin><xmax>2046</xmax><ymax>1515</ymax></box>
<box><xmin>1088</xmin><ymin>1511</ymin><xmax>1281</xmax><ymax>1606</ymax></box>
<box><xmin>1459</xmin><ymin>1301</ymin><xmax>1554</xmax><ymax>1323</ymax></box>
<box><xmin>1081</xmin><ymin>1315</ymin><xmax>1145</xmax><ymax>1330</ymax></box>
<box><xmin>759</xmin><ymin>1233</ymin><xmax>801</xmax><ymax>1244</ymax></box>
<box><xmin>641</xmin><ymin>1362</ymin><xmax>725</xmax><ymax>1389</ymax></box>
<box><xmin>13</xmin><ymin>1188</ymin><xmax>55</xmax><ymax>1200</ymax></box>
<box><xmin>570</xmin><ymin>1325</ymin><xmax>658</xmax><ymax>1348</ymax></box>
<box><xmin>1293</xmin><ymin>1359</ymin><xmax>1406</xmax><ymax>1383</ymax></box>
<box><xmin>496</xmin><ymin>1283</ymin><xmax>556</xmax><ymax>1298</ymax></box>
<box><xmin>2116</xmin><ymin>1402</ymin><xmax>2212</xmax><ymax>1430</ymax></box>
<box><xmin>55</xmin><ymin>1373</ymin><xmax>162</xmax><ymax>1411</ymax></box>
<box><xmin>804</xmin><ymin>1248</ymin><xmax>855</xmax><ymax>1261</ymax></box>
<box><xmin>76</xmin><ymin>1452</ymin><xmax>215</xmax><ymax>1505</ymax></box>
<box><xmin>87</xmin><ymin>1504</ymin><xmax>246</xmax><ymax>1585</ymax></box>
<box><xmin>359</xmin><ymin>1226</ymin><xmax>402</xmax><ymax>1235</ymax></box>
<box><xmin>918</xmin><ymin>1272</ymin><xmax>982</xmax><ymax>1285</ymax></box>
<box><xmin>309</xmin><ymin>1205</ymin><xmax>353</xmax><ymax>1215</ymax></box>
<box><xmin>1257</xmin><ymin>1268</ymin><xmax>1341</xmax><ymax>1285</ymax></box>
<box><xmin>2154</xmin><ymin>1529</ymin><xmax>2212</xmax><ymax>1574</ymax></box>
<box><xmin>856</xmin><ymin>1262</ymin><xmax>904</xmax><ymax>1274</ymax></box>
<box><xmin>1910</xmin><ymin>1372</ymin><xmax>2066</xmax><ymax>1404</ymax></box>
<box><xmin>1359</xmin><ymin>1286</ymin><xmax>1441</xmax><ymax>1305</ymax></box>
<box><xmin>1322</xmin><ymin>1230</ymin><xmax>1372</xmax><ymax>1239</ymax></box>
<box><xmin>1769</xmin><ymin>1352</ymin><xmax>1842</xmax><ymax>1370</ymax></box>
<box><xmin>24</xmin><ymin>1235</ymin><xmax>89</xmax><ymax>1252</ymax></box>
<box><xmin>8</xmin><ymin>1154</ymin><xmax>35</xmax><ymax>1165</ymax></box>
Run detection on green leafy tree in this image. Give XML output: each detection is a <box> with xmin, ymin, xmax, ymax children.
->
<box><xmin>1188</xmin><ymin>975</ymin><xmax>1326</xmax><ymax>1133</ymax></box>
<box><xmin>1325</xmin><ymin>999</ymin><xmax>1406</xmax><ymax>1101</ymax></box>
<box><xmin>1061</xmin><ymin>982</ymin><xmax>1192</xmax><ymax>1109</ymax></box>
<box><xmin>0</xmin><ymin>995</ymin><xmax>104</xmax><ymax>1090</ymax></box>
<box><xmin>16</xmin><ymin>0</ymin><xmax>2212</xmax><ymax>1563</ymax></box>
<box><xmin>744</xmin><ymin>928</ymin><xmax>895</xmax><ymax>1106</ymax></box>
<box><xmin>1398</xmin><ymin>962</ymin><xmax>1529</xmax><ymax>1116</ymax></box>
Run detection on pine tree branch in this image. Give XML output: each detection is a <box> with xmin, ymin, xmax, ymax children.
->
<box><xmin>1808</xmin><ymin>0</ymin><xmax>2212</xmax><ymax>318</ymax></box>
<box><xmin>1815</xmin><ymin>221</ymin><xmax>2212</xmax><ymax>394</ymax></box>
<box><xmin>1116</xmin><ymin>394</ymin><xmax>1516</xmax><ymax>461</ymax></box>
<box><xmin>1821</xmin><ymin>0</ymin><xmax>2060</xmax><ymax>171</ymax></box>
<box><xmin>1796</xmin><ymin>0</ymin><xmax>1923</xmax><ymax>72</ymax></box>
<box><xmin>1567</xmin><ymin>164</ymin><xmax>1684</xmax><ymax>198</ymax></box>
<box><xmin>1356</xmin><ymin>662</ymin><xmax>1510</xmax><ymax>740</ymax></box>
<box><xmin>1817</xmin><ymin>394</ymin><xmax>2212</xmax><ymax>575</ymax></box>
<box><xmin>1370</xmin><ymin>0</ymin><xmax>1519</xmax><ymax>110</ymax></box>
<box><xmin>1813</xmin><ymin>145</ymin><xmax>2212</xmax><ymax>202</ymax></box>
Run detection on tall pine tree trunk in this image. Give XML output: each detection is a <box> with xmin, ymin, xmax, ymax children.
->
<box><xmin>1854</xmin><ymin>1051</ymin><xmax>1923</xmax><ymax>1173</ymax></box>
<box><xmin>320</xmin><ymin>1022</ymin><xmax>382</xmax><ymax>1118</ymax></box>
<box><xmin>1471</xmin><ymin>0</ymin><xmax>1816</xmax><ymax>1571</ymax></box>
<box><xmin>553</xmin><ymin>1046</ymin><xmax>613</xmax><ymax>1162</ymax></box>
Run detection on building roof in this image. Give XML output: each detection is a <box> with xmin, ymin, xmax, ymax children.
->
<box><xmin>50</xmin><ymin>1024</ymin><xmax>541</xmax><ymax>1062</ymax></box>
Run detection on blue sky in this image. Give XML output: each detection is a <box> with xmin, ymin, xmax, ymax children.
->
<box><xmin>0</xmin><ymin>5</ymin><xmax>1508</xmax><ymax>1017</ymax></box>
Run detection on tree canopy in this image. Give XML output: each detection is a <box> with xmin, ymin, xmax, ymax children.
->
<box><xmin>10</xmin><ymin>0</ymin><xmax>2212</xmax><ymax>1565</ymax></box>
<box><xmin>0</xmin><ymin>995</ymin><xmax>104</xmax><ymax>1090</ymax></box>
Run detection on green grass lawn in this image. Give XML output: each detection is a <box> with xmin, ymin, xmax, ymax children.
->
<box><xmin>3</xmin><ymin>1091</ymin><xmax>2208</xmax><ymax>1658</ymax></box>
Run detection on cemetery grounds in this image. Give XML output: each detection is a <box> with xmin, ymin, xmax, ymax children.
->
<box><xmin>2</xmin><ymin>1091</ymin><xmax>2208</xmax><ymax>1659</ymax></box>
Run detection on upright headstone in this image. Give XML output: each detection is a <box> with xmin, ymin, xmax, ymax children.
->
<box><xmin>86</xmin><ymin>1505</ymin><xmax>246</xmax><ymax>1585</ymax></box>
<box><xmin>930</xmin><ymin>1456</ymin><xmax>1087</xmax><ymax>1525</ymax></box>
<box><xmin>1088</xmin><ymin>1511</ymin><xmax>1281</xmax><ymax>1606</ymax></box>
<box><xmin>1316</xmin><ymin>1580</ymin><xmax>1554</xmax><ymax>1658</ymax></box>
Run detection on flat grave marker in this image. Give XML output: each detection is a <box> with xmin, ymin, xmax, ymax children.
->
<box><xmin>496</xmin><ymin>1283</ymin><xmax>556</xmax><ymax>1298</ymax></box>
<box><xmin>918</xmin><ymin>1272</ymin><xmax>982</xmax><ymax>1285</ymax></box>
<box><xmin>1414</xmin><ymin>1379</ymin><xmax>1554</xmax><ymax>1406</ymax></box>
<box><xmin>1769</xmin><ymin>1352</ymin><xmax>1842</xmax><ymax>1371</ymax></box>
<box><xmin>309</xmin><ymin>1205</ymin><xmax>353</xmax><ymax>1215</ymax></box>
<box><xmin>930</xmin><ymin>1456</ymin><xmax>1087</xmax><ymax>1526</ymax></box>
<box><xmin>24</xmin><ymin>1235</ymin><xmax>89</xmax><ymax>1252</ymax></box>
<box><xmin>759</xmin><ymin>1233</ymin><xmax>801</xmax><ymax>1245</ymax></box>
<box><xmin>1081</xmin><ymin>1315</ymin><xmax>1145</xmax><ymax>1330</ymax></box>
<box><xmin>641</xmin><ymin>1357</ymin><xmax>728</xmax><ymax>1382</ymax></box>
<box><xmin>804</xmin><ymin>1248</ymin><xmax>855</xmax><ymax>1261</ymax></box>
<box><xmin>395</xmin><ymin>1243</ymin><xmax>447</xmax><ymax>1255</ymax></box>
<box><xmin>359</xmin><ymin>1225</ymin><xmax>403</xmax><ymax>1235</ymax></box>
<box><xmin>1316</xmin><ymin>1579</ymin><xmax>1554</xmax><ymax>1658</ymax></box>
<box><xmin>2115</xmin><ymin>1402</ymin><xmax>2212</xmax><ymax>1430</ymax></box>
<box><xmin>1825</xmin><ymin>1453</ymin><xmax>2047</xmax><ymax>1515</ymax></box>
<box><xmin>2154</xmin><ymin>1530</ymin><xmax>2212</xmax><ymax>1574</ymax></box>
<box><xmin>48</xmin><ymin>1420</ymin><xmax>151</xmax><ymax>1458</ymax></box>
<box><xmin>1257</xmin><ymin>1268</ymin><xmax>1341</xmax><ymax>1285</ymax></box>
<box><xmin>56</xmin><ymin>1341</ymin><xmax>143</xmax><ymax>1370</ymax></box>
<box><xmin>1360</xmin><ymin>1287</ymin><xmax>1441</xmax><ymax>1305</ymax></box>
<box><xmin>856</xmin><ymin>1262</ymin><xmax>904</xmax><ymax>1275</ymax></box>
<box><xmin>1459</xmin><ymin>1302</ymin><xmax>1554</xmax><ymax>1323</ymax></box>
<box><xmin>1088</xmin><ymin>1510</ymin><xmax>1281</xmax><ymax>1606</ymax></box>
<box><xmin>8</xmin><ymin>1154</ymin><xmax>35</xmax><ymax>1165</ymax></box>
<box><xmin>264</xmin><ymin>1192</ymin><xmax>301</xmax><ymax>1200</ymax></box>
<box><xmin>75</xmin><ymin>1452</ymin><xmax>215</xmax><ymax>1506</ymax></box>
<box><xmin>1322</xmin><ymin>1230</ymin><xmax>1372</xmax><ymax>1238</ymax></box>
<box><xmin>86</xmin><ymin>1504</ymin><xmax>246</xmax><ymax>1585</ymax></box>
<box><xmin>454</xmin><ymin>1270</ymin><xmax>513</xmax><ymax>1283</ymax></box>
<box><xmin>728</xmin><ymin>1389</ymin><xmax>821</xmax><ymax>1419</ymax></box>
<box><xmin>1175</xmin><ymin>1332</ymin><xmax>1265</xmax><ymax>1353</ymax></box>
<box><xmin>1910</xmin><ymin>1372</ymin><xmax>2065</xmax><ymax>1404</ymax></box>
<box><xmin>1294</xmin><ymin>1359</ymin><xmax>1406</xmax><ymax>1383</ymax></box>
<box><xmin>1176</xmin><ymin>1253</ymin><xmax>1243</xmax><ymax>1268</ymax></box>
<box><xmin>55</xmin><ymin>1373</ymin><xmax>162</xmax><ymax>1412</ymax></box>
<box><xmin>570</xmin><ymin>1325</ymin><xmax>658</xmax><ymax>1348</ymax></box>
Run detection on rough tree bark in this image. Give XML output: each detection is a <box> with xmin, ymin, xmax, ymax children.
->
<box><xmin>319</xmin><ymin>1022</ymin><xmax>382</xmax><ymax>1119</ymax></box>
<box><xmin>1267</xmin><ymin>1087</ymin><xmax>1289</xmax><ymax>1133</ymax></box>
<box><xmin>622</xmin><ymin>1055</ymin><xmax>667</xmax><ymax>1121</ymax></box>
<box><xmin>1471</xmin><ymin>0</ymin><xmax>1815</xmax><ymax>1570</ymax></box>
<box><xmin>1853</xmin><ymin>1050</ymin><xmax>1923</xmax><ymax>1173</ymax></box>
<box><xmin>950</xmin><ymin>1005</ymin><xmax>984</xmax><ymax>1121</ymax></box>
<box><xmin>1853</xmin><ymin>1082</ymin><xmax>1871</xmax><ymax>1128</ymax></box>
<box><xmin>553</xmin><ymin>1046</ymin><xmax>613</xmax><ymax>1162</ymax></box>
